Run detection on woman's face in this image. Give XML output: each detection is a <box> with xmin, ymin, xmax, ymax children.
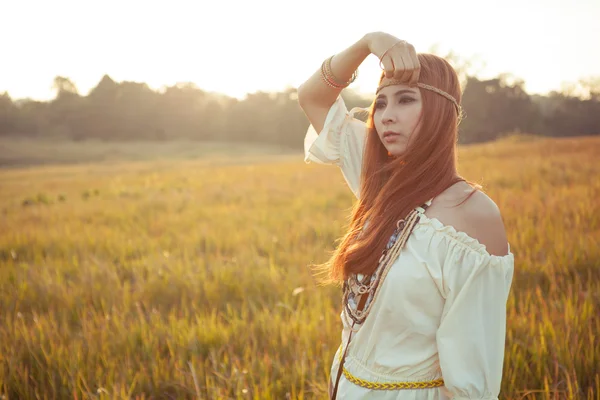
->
<box><xmin>373</xmin><ymin>84</ymin><xmax>423</xmax><ymax>157</ymax></box>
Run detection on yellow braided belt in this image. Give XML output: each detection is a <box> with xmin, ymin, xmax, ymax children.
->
<box><xmin>337</xmin><ymin>346</ymin><xmax>444</xmax><ymax>390</ymax></box>
<box><xmin>342</xmin><ymin>367</ymin><xmax>445</xmax><ymax>390</ymax></box>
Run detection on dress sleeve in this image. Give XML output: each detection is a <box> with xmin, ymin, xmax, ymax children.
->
<box><xmin>303</xmin><ymin>95</ymin><xmax>367</xmax><ymax>199</ymax></box>
<box><xmin>436</xmin><ymin>239</ymin><xmax>515</xmax><ymax>400</ymax></box>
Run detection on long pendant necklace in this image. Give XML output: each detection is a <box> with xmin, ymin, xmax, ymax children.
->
<box><xmin>342</xmin><ymin>202</ymin><xmax>429</xmax><ymax>327</ymax></box>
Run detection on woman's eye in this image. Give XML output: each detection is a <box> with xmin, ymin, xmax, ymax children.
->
<box><xmin>375</xmin><ymin>102</ymin><xmax>386</xmax><ymax>109</ymax></box>
<box><xmin>399</xmin><ymin>97</ymin><xmax>415</xmax><ymax>104</ymax></box>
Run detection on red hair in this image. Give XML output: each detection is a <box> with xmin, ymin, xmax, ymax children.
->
<box><xmin>317</xmin><ymin>53</ymin><xmax>481</xmax><ymax>284</ymax></box>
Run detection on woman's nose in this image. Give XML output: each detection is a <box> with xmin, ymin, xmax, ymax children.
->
<box><xmin>381</xmin><ymin>108</ymin><xmax>396</xmax><ymax>124</ymax></box>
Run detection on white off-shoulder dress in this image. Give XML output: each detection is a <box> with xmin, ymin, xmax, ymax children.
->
<box><xmin>303</xmin><ymin>96</ymin><xmax>515</xmax><ymax>400</ymax></box>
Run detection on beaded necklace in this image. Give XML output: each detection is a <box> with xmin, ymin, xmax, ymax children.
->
<box><xmin>341</xmin><ymin>200</ymin><xmax>431</xmax><ymax>329</ymax></box>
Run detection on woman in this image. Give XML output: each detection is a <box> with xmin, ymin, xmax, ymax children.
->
<box><xmin>297</xmin><ymin>32</ymin><xmax>515</xmax><ymax>400</ymax></box>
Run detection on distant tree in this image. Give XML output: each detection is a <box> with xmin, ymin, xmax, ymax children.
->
<box><xmin>579</xmin><ymin>76</ymin><xmax>600</xmax><ymax>101</ymax></box>
<box><xmin>52</xmin><ymin>76</ymin><xmax>79</xmax><ymax>97</ymax></box>
<box><xmin>0</xmin><ymin>92</ymin><xmax>19</xmax><ymax>136</ymax></box>
<box><xmin>3</xmin><ymin>71</ymin><xmax>598</xmax><ymax>145</ymax></box>
<box><xmin>47</xmin><ymin>76</ymin><xmax>83</xmax><ymax>138</ymax></box>
<box><xmin>460</xmin><ymin>75</ymin><xmax>540</xmax><ymax>143</ymax></box>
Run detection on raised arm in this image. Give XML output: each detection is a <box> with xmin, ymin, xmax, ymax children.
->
<box><xmin>297</xmin><ymin>32</ymin><xmax>421</xmax><ymax>134</ymax></box>
<box><xmin>296</xmin><ymin>34</ymin><xmax>371</xmax><ymax>134</ymax></box>
<box><xmin>299</xmin><ymin>33</ymin><xmax>420</xmax><ymax>199</ymax></box>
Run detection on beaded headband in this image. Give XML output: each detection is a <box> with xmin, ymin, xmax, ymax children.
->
<box><xmin>376</xmin><ymin>78</ymin><xmax>461</xmax><ymax>116</ymax></box>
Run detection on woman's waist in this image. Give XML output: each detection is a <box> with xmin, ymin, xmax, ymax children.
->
<box><xmin>332</xmin><ymin>343</ymin><xmax>442</xmax><ymax>383</ymax></box>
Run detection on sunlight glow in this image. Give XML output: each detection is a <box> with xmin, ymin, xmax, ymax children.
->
<box><xmin>1</xmin><ymin>0</ymin><xmax>599</xmax><ymax>101</ymax></box>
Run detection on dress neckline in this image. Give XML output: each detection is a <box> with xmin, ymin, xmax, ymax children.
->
<box><xmin>415</xmin><ymin>212</ymin><xmax>514</xmax><ymax>260</ymax></box>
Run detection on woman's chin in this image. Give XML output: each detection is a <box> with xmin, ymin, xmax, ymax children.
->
<box><xmin>386</xmin><ymin>144</ymin><xmax>406</xmax><ymax>158</ymax></box>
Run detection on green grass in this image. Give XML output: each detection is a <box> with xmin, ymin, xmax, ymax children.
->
<box><xmin>0</xmin><ymin>135</ymin><xmax>599</xmax><ymax>399</ymax></box>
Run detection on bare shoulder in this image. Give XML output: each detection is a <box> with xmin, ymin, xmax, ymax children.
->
<box><xmin>426</xmin><ymin>182</ymin><xmax>510</xmax><ymax>257</ymax></box>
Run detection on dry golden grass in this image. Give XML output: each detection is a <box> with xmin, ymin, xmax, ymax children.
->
<box><xmin>0</xmin><ymin>135</ymin><xmax>599</xmax><ymax>399</ymax></box>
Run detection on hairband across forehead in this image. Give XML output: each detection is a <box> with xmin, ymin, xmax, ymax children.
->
<box><xmin>376</xmin><ymin>78</ymin><xmax>462</xmax><ymax>116</ymax></box>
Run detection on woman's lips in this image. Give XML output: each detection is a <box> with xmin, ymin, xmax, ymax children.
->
<box><xmin>383</xmin><ymin>132</ymin><xmax>402</xmax><ymax>143</ymax></box>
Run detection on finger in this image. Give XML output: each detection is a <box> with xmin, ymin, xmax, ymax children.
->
<box><xmin>398</xmin><ymin>56</ymin><xmax>412</xmax><ymax>82</ymax></box>
<box><xmin>381</xmin><ymin>55</ymin><xmax>395</xmax><ymax>79</ymax></box>
<box><xmin>408</xmin><ymin>50</ymin><xmax>420</xmax><ymax>85</ymax></box>
<box><xmin>401</xmin><ymin>56</ymin><xmax>416</xmax><ymax>83</ymax></box>
<box><xmin>407</xmin><ymin>68</ymin><xmax>418</xmax><ymax>87</ymax></box>
<box><xmin>402</xmin><ymin>57</ymin><xmax>417</xmax><ymax>86</ymax></box>
<box><xmin>393</xmin><ymin>56</ymin><xmax>406</xmax><ymax>81</ymax></box>
<box><xmin>410</xmin><ymin>67</ymin><xmax>421</xmax><ymax>87</ymax></box>
<box><xmin>391</xmin><ymin>42</ymin><xmax>409</xmax><ymax>81</ymax></box>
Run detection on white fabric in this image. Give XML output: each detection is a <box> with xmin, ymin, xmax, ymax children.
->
<box><xmin>303</xmin><ymin>95</ymin><xmax>367</xmax><ymax>199</ymax></box>
<box><xmin>304</xmin><ymin>96</ymin><xmax>515</xmax><ymax>400</ymax></box>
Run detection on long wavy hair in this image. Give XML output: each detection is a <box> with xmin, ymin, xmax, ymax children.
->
<box><xmin>317</xmin><ymin>53</ymin><xmax>481</xmax><ymax>284</ymax></box>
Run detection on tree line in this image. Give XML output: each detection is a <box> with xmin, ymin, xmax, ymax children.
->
<box><xmin>0</xmin><ymin>73</ymin><xmax>599</xmax><ymax>147</ymax></box>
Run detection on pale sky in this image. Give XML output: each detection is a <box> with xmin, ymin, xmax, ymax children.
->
<box><xmin>1</xmin><ymin>0</ymin><xmax>599</xmax><ymax>101</ymax></box>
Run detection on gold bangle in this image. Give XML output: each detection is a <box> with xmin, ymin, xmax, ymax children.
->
<box><xmin>322</xmin><ymin>57</ymin><xmax>348</xmax><ymax>88</ymax></box>
<box><xmin>321</xmin><ymin>56</ymin><xmax>358</xmax><ymax>88</ymax></box>
<box><xmin>320</xmin><ymin>58</ymin><xmax>347</xmax><ymax>89</ymax></box>
<box><xmin>328</xmin><ymin>56</ymin><xmax>358</xmax><ymax>86</ymax></box>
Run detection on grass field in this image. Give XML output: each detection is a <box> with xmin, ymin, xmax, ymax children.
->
<box><xmin>1</xmin><ymin>135</ymin><xmax>599</xmax><ymax>399</ymax></box>
<box><xmin>0</xmin><ymin>137</ymin><xmax>297</xmax><ymax>168</ymax></box>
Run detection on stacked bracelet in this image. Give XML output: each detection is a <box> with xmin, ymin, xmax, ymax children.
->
<box><xmin>320</xmin><ymin>55</ymin><xmax>358</xmax><ymax>89</ymax></box>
